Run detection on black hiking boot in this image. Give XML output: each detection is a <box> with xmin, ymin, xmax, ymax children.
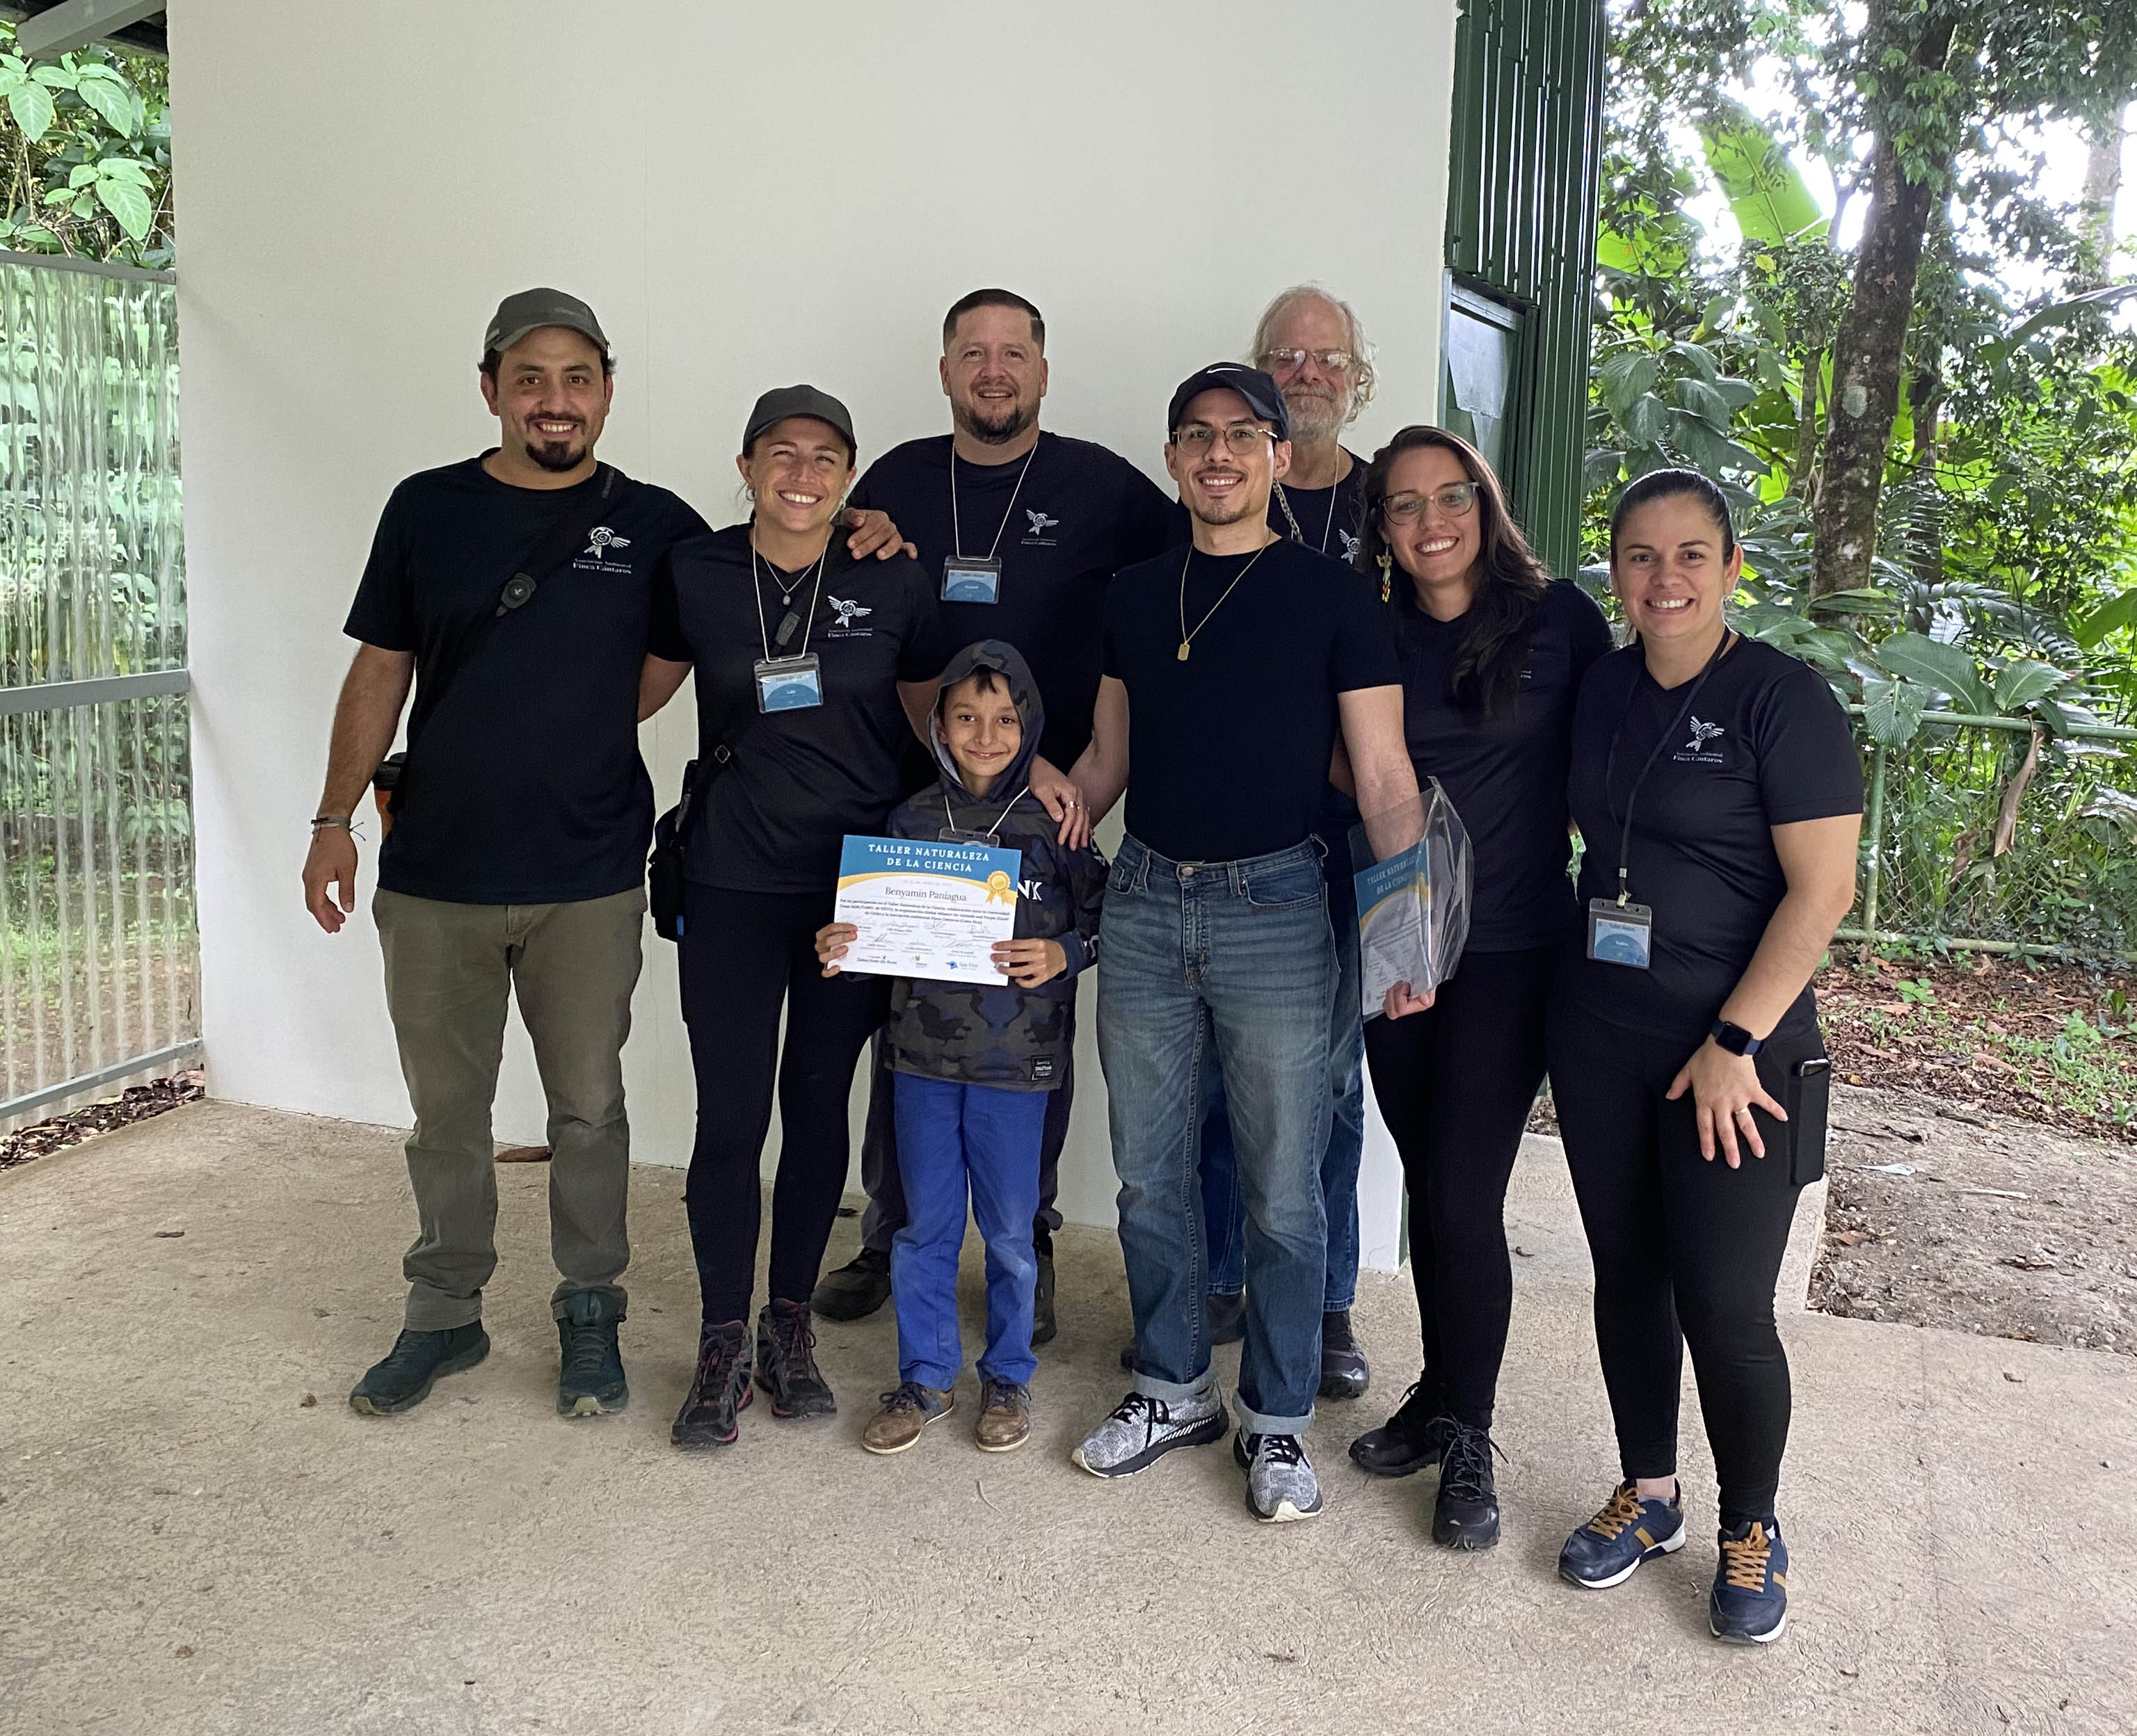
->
<box><xmin>671</xmin><ymin>1320</ymin><xmax>751</xmax><ymax>1449</ymax></box>
<box><xmin>810</xmin><ymin>1246</ymin><xmax>893</xmax><ymax>1321</ymax></box>
<box><xmin>1032</xmin><ymin>1225</ymin><xmax>1057</xmax><ymax>1347</ymax></box>
<box><xmin>1432</xmin><ymin>1419</ymin><xmax>1505</xmax><ymax>1550</ymax></box>
<box><xmin>349</xmin><ymin>1323</ymin><xmax>488</xmax><ymax>1415</ymax></box>
<box><xmin>554</xmin><ymin>1291</ymin><xmax>628</xmax><ymax>1417</ymax></box>
<box><xmin>1318</xmin><ymin>1308</ymin><xmax>1370</xmax><ymax>1400</ymax></box>
<box><xmin>1347</xmin><ymin>1377</ymin><xmax>1453</xmax><ymax>1478</ymax></box>
<box><xmin>755</xmin><ymin>1299</ymin><xmax>836</xmax><ymax>1418</ymax></box>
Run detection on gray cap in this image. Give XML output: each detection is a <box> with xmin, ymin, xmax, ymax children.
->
<box><xmin>483</xmin><ymin>287</ymin><xmax>609</xmax><ymax>359</ymax></box>
<box><xmin>1167</xmin><ymin>362</ymin><xmax>1290</xmax><ymax>442</ymax></box>
<box><xmin>742</xmin><ymin>384</ymin><xmax>856</xmax><ymax>456</ymax></box>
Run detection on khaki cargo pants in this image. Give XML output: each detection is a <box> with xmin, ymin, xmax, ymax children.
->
<box><xmin>374</xmin><ymin>885</ymin><xmax>645</xmax><ymax>1331</ymax></box>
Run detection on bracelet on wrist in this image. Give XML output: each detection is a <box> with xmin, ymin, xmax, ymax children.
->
<box><xmin>310</xmin><ymin>814</ymin><xmax>353</xmax><ymax>831</ymax></box>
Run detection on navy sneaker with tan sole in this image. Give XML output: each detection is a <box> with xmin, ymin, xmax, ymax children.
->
<box><xmin>555</xmin><ymin>1292</ymin><xmax>627</xmax><ymax>1417</ymax></box>
<box><xmin>349</xmin><ymin>1324</ymin><xmax>488</xmax><ymax>1416</ymax></box>
<box><xmin>1711</xmin><ymin>1519</ymin><xmax>1790</xmax><ymax>1644</ymax></box>
<box><xmin>1558</xmin><ymin>1481</ymin><xmax>1686</xmax><ymax>1589</ymax></box>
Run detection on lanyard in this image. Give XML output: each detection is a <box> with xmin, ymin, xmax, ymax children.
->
<box><xmin>1601</xmin><ymin>629</ymin><xmax>1733</xmax><ymax>907</ymax></box>
<box><xmin>750</xmin><ymin>541</ymin><xmax>828</xmax><ymax>662</ymax></box>
<box><xmin>942</xmin><ymin>782</ymin><xmax>1030</xmax><ymax>839</ymax></box>
<box><xmin>950</xmin><ymin>443</ymin><xmax>1039</xmax><ymax>562</ymax></box>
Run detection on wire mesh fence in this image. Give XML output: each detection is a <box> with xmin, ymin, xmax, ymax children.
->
<box><xmin>0</xmin><ymin>249</ymin><xmax>195</xmax><ymax>1130</ymax></box>
<box><xmin>1842</xmin><ymin>711</ymin><xmax>2137</xmax><ymax>964</ymax></box>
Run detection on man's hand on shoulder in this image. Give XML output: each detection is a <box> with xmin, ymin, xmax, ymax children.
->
<box><xmin>842</xmin><ymin>507</ymin><xmax>916</xmax><ymax>561</ymax></box>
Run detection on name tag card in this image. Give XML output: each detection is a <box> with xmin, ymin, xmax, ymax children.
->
<box><xmin>1587</xmin><ymin>899</ymin><xmax>1654</xmax><ymax>969</ymax></box>
<box><xmin>942</xmin><ymin>556</ymin><xmax>1001</xmax><ymax>604</ymax></box>
<box><xmin>755</xmin><ymin>653</ymin><xmax>823</xmax><ymax>713</ymax></box>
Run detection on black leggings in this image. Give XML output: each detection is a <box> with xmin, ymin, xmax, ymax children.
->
<box><xmin>1546</xmin><ymin>996</ymin><xmax>1815</xmax><ymax>1526</ymax></box>
<box><xmin>1362</xmin><ymin>945</ymin><xmax>1553</xmax><ymax>1431</ymax></box>
<box><xmin>679</xmin><ymin>882</ymin><xmax>889</xmax><ymax>1324</ymax></box>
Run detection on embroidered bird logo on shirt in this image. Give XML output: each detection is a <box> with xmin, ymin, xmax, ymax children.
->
<box><xmin>1025</xmin><ymin>510</ymin><xmax>1059</xmax><ymax>537</ymax></box>
<box><xmin>829</xmin><ymin>597</ymin><xmax>872</xmax><ymax>628</ymax></box>
<box><xmin>1684</xmin><ymin>718</ymin><xmax>1726</xmax><ymax>753</ymax></box>
<box><xmin>583</xmin><ymin>526</ymin><xmax>630</xmax><ymax>559</ymax></box>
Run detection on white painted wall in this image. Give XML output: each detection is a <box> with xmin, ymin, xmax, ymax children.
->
<box><xmin>170</xmin><ymin>0</ymin><xmax>1457</xmax><ymax>1264</ymax></box>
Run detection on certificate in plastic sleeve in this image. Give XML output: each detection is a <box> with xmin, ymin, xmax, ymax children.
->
<box><xmin>1349</xmin><ymin>780</ymin><xmax>1473</xmax><ymax>1018</ymax></box>
<box><xmin>833</xmin><ymin>835</ymin><xmax>1021</xmax><ymax>986</ymax></box>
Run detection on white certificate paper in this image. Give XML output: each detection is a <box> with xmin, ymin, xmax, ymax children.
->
<box><xmin>833</xmin><ymin>835</ymin><xmax>1021</xmax><ymax>986</ymax></box>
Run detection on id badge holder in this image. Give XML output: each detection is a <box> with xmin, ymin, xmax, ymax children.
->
<box><xmin>1587</xmin><ymin>899</ymin><xmax>1654</xmax><ymax>969</ymax></box>
<box><xmin>754</xmin><ymin>653</ymin><xmax>824</xmax><ymax>713</ymax></box>
<box><xmin>938</xmin><ymin>827</ymin><xmax>993</xmax><ymax>844</ymax></box>
<box><xmin>942</xmin><ymin>556</ymin><xmax>1001</xmax><ymax>604</ymax></box>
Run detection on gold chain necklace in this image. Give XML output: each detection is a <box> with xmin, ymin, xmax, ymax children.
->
<box><xmin>1176</xmin><ymin>536</ymin><xmax>1274</xmax><ymax>661</ymax></box>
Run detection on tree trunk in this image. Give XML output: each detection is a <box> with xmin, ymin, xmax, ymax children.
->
<box><xmin>2074</xmin><ymin>104</ymin><xmax>2129</xmax><ymax>292</ymax></box>
<box><xmin>1810</xmin><ymin>8</ymin><xmax>1958</xmax><ymax>597</ymax></box>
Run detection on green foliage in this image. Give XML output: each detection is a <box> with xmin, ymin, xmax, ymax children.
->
<box><xmin>0</xmin><ymin>20</ymin><xmax>170</xmax><ymax>266</ymax></box>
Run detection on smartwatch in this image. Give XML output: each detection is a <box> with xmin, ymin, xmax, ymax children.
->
<box><xmin>1711</xmin><ymin>1019</ymin><xmax>1764</xmax><ymax>1056</ymax></box>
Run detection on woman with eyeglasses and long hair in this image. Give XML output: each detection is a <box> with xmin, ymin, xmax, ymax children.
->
<box><xmin>1343</xmin><ymin>426</ymin><xmax>1611</xmax><ymax>1551</ymax></box>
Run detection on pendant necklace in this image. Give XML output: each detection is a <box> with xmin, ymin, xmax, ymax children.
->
<box><xmin>1177</xmin><ymin>536</ymin><xmax>1274</xmax><ymax>661</ymax></box>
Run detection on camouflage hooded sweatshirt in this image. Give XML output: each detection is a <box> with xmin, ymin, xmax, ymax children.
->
<box><xmin>883</xmin><ymin>639</ymin><xmax>1105</xmax><ymax>1093</ymax></box>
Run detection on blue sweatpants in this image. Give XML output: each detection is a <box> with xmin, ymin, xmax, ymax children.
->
<box><xmin>890</xmin><ymin>1071</ymin><xmax>1047</xmax><ymax>1390</ymax></box>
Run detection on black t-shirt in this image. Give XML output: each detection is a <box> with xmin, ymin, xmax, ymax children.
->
<box><xmin>1103</xmin><ymin>537</ymin><xmax>1398</xmax><ymax>863</ymax></box>
<box><xmin>1392</xmin><ymin>579</ymin><xmax>1613</xmax><ymax>952</ymax></box>
<box><xmin>1562</xmin><ymin>636</ymin><xmax>1864</xmax><ymax>1044</ymax></box>
<box><xmin>344</xmin><ymin>456</ymin><xmax>708</xmax><ymax>904</ymax></box>
<box><xmin>849</xmin><ymin>431</ymin><xmax>1174</xmax><ymax>771</ymax></box>
<box><xmin>650</xmin><ymin>526</ymin><xmax>938</xmax><ymax>894</ymax></box>
<box><xmin>1167</xmin><ymin>447</ymin><xmax>1368</xmax><ymax>564</ymax></box>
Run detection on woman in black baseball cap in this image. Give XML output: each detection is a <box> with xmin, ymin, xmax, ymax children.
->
<box><xmin>643</xmin><ymin>386</ymin><xmax>943</xmax><ymax>1452</ymax></box>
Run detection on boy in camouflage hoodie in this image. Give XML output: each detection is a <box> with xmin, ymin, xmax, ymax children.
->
<box><xmin>815</xmin><ymin>640</ymin><xmax>1104</xmax><ymax>1455</ymax></box>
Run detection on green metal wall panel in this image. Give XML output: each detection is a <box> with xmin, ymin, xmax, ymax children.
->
<box><xmin>1443</xmin><ymin>0</ymin><xmax>1604</xmax><ymax>584</ymax></box>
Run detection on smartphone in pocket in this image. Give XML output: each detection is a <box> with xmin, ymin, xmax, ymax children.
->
<box><xmin>1784</xmin><ymin>1055</ymin><xmax>1833</xmax><ymax>1186</ymax></box>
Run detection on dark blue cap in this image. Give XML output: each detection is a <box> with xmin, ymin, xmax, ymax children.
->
<box><xmin>1167</xmin><ymin>362</ymin><xmax>1290</xmax><ymax>442</ymax></box>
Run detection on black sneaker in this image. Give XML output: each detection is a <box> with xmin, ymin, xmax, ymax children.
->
<box><xmin>810</xmin><ymin>1246</ymin><xmax>892</xmax><ymax>1321</ymax></box>
<box><xmin>1119</xmin><ymin>1289</ymin><xmax>1245</xmax><ymax>1369</ymax></box>
<box><xmin>755</xmin><ymin>1299</ymin><xmax>836</xmax><ymax>1418</ymax></box>
<box><xmin>1349</xmin><ymin>1379</ymin><xmax>1453</xmax><ymax>1477</ymax></box>
<box><xmin>555</xmin><ymin>1291</ymin><xmax>627</xmax><ymax>1417</ymax></box>
<box><xmin>1318</xmin><ymin>1309</ymin><xmax>1370</xmax><ymax>1401</ymax></box>
<box><xmin>349</xmin><ymin>1323</ymin><xmax>489</xmax><ymax>1415</ymax></box>
<box><xmin>1032</xmin><ymin>1227</ymin><xmax>1057</xmax><ymax>1347</ymax></box>
<box><xmin>671</xmin><ymin>1320</ymin><xmax>751</xmax><ymax>1449</ymax></box>
<box><xmin>1432</xmin><ymin>1420</ymin><xmax>1505</xmax><ymax>1550</ymax></box>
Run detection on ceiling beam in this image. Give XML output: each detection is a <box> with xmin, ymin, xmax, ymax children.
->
<box><xmin>15</xmin><ymin>0</ymin><xmax>165</xmax><ymax>59</ymax></box>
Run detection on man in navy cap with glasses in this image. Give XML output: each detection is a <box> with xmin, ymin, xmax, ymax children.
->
<box><xmin>1062</xmin><ymin>364</ymin><xmax>1419</xmax><ymax>1523</ymax></box>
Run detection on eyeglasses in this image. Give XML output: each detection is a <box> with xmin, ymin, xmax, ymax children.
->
<box><xmin>1382</xmin><ymin>484</ymin><xmax>1478</xmax><ymax>521</ymax></box>
<box><xmin>1258</xmin><ymin>348</ymin><xmax>1356</xmax><ymax>375</ymax></box>
<box><xmin>1172</xmin><ymin>423</ymin><xmax>1276</xmax><ymax>456</ymax></box>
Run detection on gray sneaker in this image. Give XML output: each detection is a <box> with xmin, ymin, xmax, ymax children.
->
<box><xmin>1234</xmin><ymin>1430</ymin><xmax>1324</xmax><ymax>1522</ymax></box>
<box><xmin>1071</xmin><ymin>1388</ymin><xmax>1228</xmax><ymax>1479</ymax></box>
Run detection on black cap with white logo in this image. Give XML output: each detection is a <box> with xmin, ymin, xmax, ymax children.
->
<box><xmin>1167</xmin><ymin>362</ymin><xmax>1290</xmax><ymax>442</ymax></box>
<box><xmin>483</xmin><ymin>287</ymin><xmax>610</xmax><ymax>360</ymax></box>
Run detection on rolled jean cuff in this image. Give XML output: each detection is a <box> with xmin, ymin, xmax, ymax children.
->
<box><xmin>1132</xmin><ymin>1367</ymin><xmax>1216</xmax><ymax>1406</ymax></box>
<box><xmin>1233</xmin><ymin>1394</ymin><xmax>1315</xmax><ymax>1438</ymax></box>
<box><xmin>902</xmin><ymin>1358</ymin><xmax>961</xmax><ymax>1392</ymax></box>
<box><xmin>1322</xmin><ymin>1291</ymin><xmax>1354</xmax><ymax>1314</ymax></box>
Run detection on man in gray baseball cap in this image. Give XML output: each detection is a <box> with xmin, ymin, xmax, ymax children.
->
<box><xmin>483</xmin><ymin>287</ymin><xmax>611</xmax><ymax>362</ymax></box>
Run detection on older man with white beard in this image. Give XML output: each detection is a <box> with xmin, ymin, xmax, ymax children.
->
<box><xmin>1256</xmin><ymin>285</ymin><xmax>1377</xmax><ymax>561</ymax></box>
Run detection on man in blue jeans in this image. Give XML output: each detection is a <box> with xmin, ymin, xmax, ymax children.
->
<box><xmin>1064</xmin><ymin>364</ymin><xmax>1420</xmax><ymax>1522</ymax></box>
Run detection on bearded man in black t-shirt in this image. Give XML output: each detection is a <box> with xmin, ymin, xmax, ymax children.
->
<box><xmin>300</xmin><ymin>290</ymin><xmax>902</xmax><ymax>1426</ymax></box>
<box><xmin>812</xmin><ymin>289</ymin><xmax>1176</xmax><ymax>1340</ymax></box>
<box><xmin>1064</xmin><ymin>365</ymin><xmax>1423</xmax><ymax>1525</ymax></box>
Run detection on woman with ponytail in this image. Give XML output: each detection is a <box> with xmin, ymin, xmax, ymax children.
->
<box><xmin>1343</xmin><ymin>427</ymin><xmax>1611</xmax><ymax>1551</ymax></box>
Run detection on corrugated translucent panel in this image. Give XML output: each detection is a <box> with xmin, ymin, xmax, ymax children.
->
<box><xmin>1443</xmin><ymin>0</ymin><xmax>1605</xmax><ymax>585</ymax></box>
<box><xmin>0</xmin><ymin>255</ymin><xmax>195</xmax><ymax>1128</ymax></box>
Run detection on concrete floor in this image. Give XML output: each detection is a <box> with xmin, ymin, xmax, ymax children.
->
<box><xmin>3</xmin><ymin>1104</ymin><xmax>2131</xmax><ymax>1736</ymax></box>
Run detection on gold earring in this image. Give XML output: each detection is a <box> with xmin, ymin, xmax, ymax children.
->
<box><xmin>1377</xmin><ymin>551</ymin><xmax>1392</xmax><ymax>604</ymax></box>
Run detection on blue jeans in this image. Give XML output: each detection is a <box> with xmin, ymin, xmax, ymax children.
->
<box><xmin>1201</xmin><ymin>854</ymin><xmax>1364</xmax><ymax>1310</ymax></box>
<box><xmin>890</xmin><ymin>1072</ymin><xmax>1046</xmax><ymax>1390</ymax></box>
<box><xmin>1097</xmin><ymin>835</ymin><xmax>1336</xmax><ymax>1436</ymax></box>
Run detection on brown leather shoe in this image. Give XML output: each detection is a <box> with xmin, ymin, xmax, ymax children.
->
<box><xmin>861</xmin><ymin>1381</ymin><xmax>953</xmax><ymax>1455</ymax></box>
<box><xmin>974</xmin><ymin>1379</ymin><xmax>1032</xmax><ymax>1453</ymax></box>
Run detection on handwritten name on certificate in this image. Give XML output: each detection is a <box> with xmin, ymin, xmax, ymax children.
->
<box><xmin>834</xmin><ymin>835</ymin><xmax>1022</xmax><ymax>985</ymax></box>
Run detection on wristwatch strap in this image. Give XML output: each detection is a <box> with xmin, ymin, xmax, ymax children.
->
<box><xmin>1711</xmin><ymin>1018</ymin><xmax>1764</xmax><ymax>1056</ymax></box>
